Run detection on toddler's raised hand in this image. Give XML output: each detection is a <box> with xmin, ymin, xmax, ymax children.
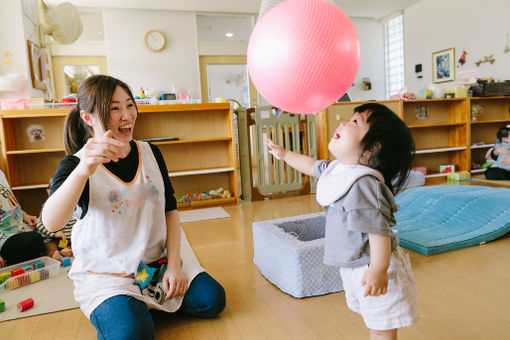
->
<box><xmin>264</xmin><ymin>136</ymin><xmax>287</xmax><ymax>160</ymax></box>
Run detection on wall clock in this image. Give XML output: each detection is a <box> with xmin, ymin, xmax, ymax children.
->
<box><xmin>144</xmin><ymin>30</ymin><xmax>166</xmax><ymax>52</ymax></box>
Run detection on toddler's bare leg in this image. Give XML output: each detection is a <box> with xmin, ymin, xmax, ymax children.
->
<box><xmin>370</xmin><ymin>329</ymin><xmax>397</xmax><ymax>340</ymax></box>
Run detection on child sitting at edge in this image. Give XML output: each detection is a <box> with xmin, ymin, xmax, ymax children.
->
<box><xmin>34</xmin><ymin>178</ymin><xmax>75</xmax><ymax>260</ymax></box>
<box><xmin>265</xmin><ymin>103</ymin><xmax>418</xmax><ymax>339</ymax></box>
<box><xmin>34</xmin><ymin>215</ymin><xmax>75</xmax><ymax>260</ymax></box>
<box><xmin>485</xmin><ymin>126</ymin><xmax>510</xmax><ymax>180</ymax></box>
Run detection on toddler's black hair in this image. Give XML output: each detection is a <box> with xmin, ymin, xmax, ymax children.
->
<box><xmin>496</xmin><ymin>127</ymin><xmax>510</xmax><ymax>143</ymax></box>
<box><xmin>354</xmin><ymin>103</ymin><xmax>415</xmax><ymax>194</ymax></box>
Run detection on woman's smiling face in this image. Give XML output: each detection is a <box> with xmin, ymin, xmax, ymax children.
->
<box><xmin>106</xmin><ymin>85</ymin><xmax>137</xmax><ymax>143</ymax></box>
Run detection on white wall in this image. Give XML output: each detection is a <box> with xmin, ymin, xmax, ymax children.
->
<box><xmin>349</xmin><ymin>17</ymin><xmax>385</xmax><ymax>101</ymax></box>
<box><xmin>0</xmin><ymin>0</ymin><xmax>32</xmax><ymax>99</ymax></box>
<box><xmin>404</xmin><ymin>0</ymin><xmax>510</xmax><ymax>96</ymax></box>
<box><xmin>103</xmin><ymin>8</ymin><xmax>201</xmax><ymax>98</ymax></box>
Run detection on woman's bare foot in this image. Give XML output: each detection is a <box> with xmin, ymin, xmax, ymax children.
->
<box><xmin>60</xmin><ymin>247</ymin><xmax>73</xmax><ymax>257</ymax></box>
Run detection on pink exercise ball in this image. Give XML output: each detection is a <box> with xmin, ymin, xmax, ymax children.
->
<box><xmin>248</xmin><ymin>0</ymin><xmax>360</xmax><ymax>114</ymax></box>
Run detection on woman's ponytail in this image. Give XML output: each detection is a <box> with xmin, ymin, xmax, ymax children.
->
<box><xmin>64</xmin><ymin>104</ymin><xmax>91</xmax><ymax>155</ymax></box>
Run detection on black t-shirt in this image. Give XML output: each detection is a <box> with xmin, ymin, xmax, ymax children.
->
<box><xmin>50</xmin><ymin>140</ymin><xmax>177</xmax><ymax>218</ymax></box>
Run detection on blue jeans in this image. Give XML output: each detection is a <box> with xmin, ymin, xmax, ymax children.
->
<box><xmin>90</xmin><ymin>272</ymin><xmax>225</xmax><ymax>340</ymax></box>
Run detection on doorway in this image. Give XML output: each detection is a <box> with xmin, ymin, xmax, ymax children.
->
<box><xmin>199</xmin><ymin>56</ymin><xmax>258</xmax><ymax>107</ymax></box>
<box><xmin>52</xmin><ymin>56</ymin><xmax>107</xmax><ymax>99</ymax></box>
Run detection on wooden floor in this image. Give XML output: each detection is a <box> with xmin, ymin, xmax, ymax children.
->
<box><xmin>2</xmin><ymin>194</ymin><xmax>510</xmax><ymax>339</ymax></box>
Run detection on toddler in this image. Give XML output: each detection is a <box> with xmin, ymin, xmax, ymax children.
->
<box><xmin>265</xmin><ymin>103</ymin><xmax>418</xmax><ymax>339</ymax></box>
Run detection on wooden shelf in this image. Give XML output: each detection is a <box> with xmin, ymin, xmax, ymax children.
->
<box><xmin>169</xmin><ymin>167</ymin><xmax>234</xmax><ymax>177</ymax></box>
<box><xmin>408</xmin><ymin>122</ymin><xmax>466</xmax><ymax>128</ymax></box>
<box><xmin>425</xmin><ymin>173</ymin><xmax>448</xmax><ymax>178</ymax></box>
<box><xmin>12</xmin><ymin>184</ymin><xmax>49</xmax><ymax>190</ymax></box>
<box><xmin>471</xmin><ymin>168</ymin><xmax>487</xmax><ymax>174</ymax></box>
<box><xmin>471</xmin><ymin>119</ymin><xmax>510</xmax><ymax>125</ymax></box>
<box><xmin>177</xmin><ymin>197</ymin><xmax>236</xmax><ymax>210</ymax></box>
<box><xmin>470</xmin><ymin>143</ymin><xmax>494</xmax><ymax>149</ymax></box>
<box><xmin>415</xmin><ymin>146</ymin><xmax>467</xmax><ymax>154</ymax></box>
<box><xmin>6</xmin><ymin>148</ymin><xmax>65</xmax><ymax>155</ymax></box>
<box><xmin>1</xmin><ymin>109</ymin><xmax>68</xmax><ymax>118</ymax></box>
<box><xmin>152</xmin><ymin>137</ymin><xmax>231</xmax><ymax>146</ymax></box>
<box><xmin>137</xmin><ymin>103</ymin><xmax>230</xmax><ymax>113</ymax></box>
<box><xmin>0</xmin><ymin>103</ymin><xmax>238</xmax><ymax>214</ymax></box>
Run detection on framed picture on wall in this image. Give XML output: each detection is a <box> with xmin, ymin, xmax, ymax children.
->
<box><xmin>432</xmin><ymin>48</ymin><xmax>455</xmax><ymax>83</ymax></box>
<box><xmin>27</xmin><ymin>40</ymin><xmax>47</xmax><ymax>91</ymax></box>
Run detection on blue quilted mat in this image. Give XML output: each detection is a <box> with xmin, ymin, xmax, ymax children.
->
<box><xmin>394</xmin><ymin>185</ymin><xmax>510</xmax><ymax>255</ymax></box>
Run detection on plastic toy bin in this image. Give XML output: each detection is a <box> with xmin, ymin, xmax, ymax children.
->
<box><xmin>252</xmin><ymin>212</ymin><xmax>343</xmax><ymax>298</ymax></box>
<box><xmin>0</xmin><ymin>256</ymin><xmax>61</xmax><ymax>291</ymax></box>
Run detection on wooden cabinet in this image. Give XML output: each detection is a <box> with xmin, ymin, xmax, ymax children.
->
<box><xmin>0</xmin><ymin>103</ymin><xmax>238</xmax><ymax>215</ymax></box>
<box><xmin>316</xmin><ymin>97</ymin><xmax>510</xmax><ymax>184</ymax></box>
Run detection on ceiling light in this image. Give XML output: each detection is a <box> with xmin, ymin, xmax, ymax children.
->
<box><xmin>225</xmin><ymin>32</ymin><xmax>234</xmax><ymax>38</ymax></box>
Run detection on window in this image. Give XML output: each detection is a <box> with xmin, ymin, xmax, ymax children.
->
<box><xmin>383</xmin><ymin>12</ymin><xmax>404</xmax><ymax>99</ymax></box>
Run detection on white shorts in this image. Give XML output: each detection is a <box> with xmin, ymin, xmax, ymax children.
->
<box><xmin>339</xmin><ymin>246</ymin><xmax>419</xmax><ymax>330</ymax></box>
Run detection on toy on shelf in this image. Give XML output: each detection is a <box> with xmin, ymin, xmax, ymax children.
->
<box><xmin>0</xmin><ymin>257</ymin><xmax>60</xmax><ymax>291</ymax></box>
<box><xmin>62</xmin><ymin>93</ymin><xmax>77</xmax><ymax>103</ymax></box>
<box><xmin>177</xmin><ymin>188</ymin><xmax>232</xmax><ymax>203</ymax></box>
<box><xmin>447</xmin><ymin>171</ymin><xmax>471</xmax><ymax>181</ymax></box>
<box><xmin>440</xmin><ymin>165</ymin><xmax>455</xmax><ymax>174</ymax></box>
<box><xmin>17</xmin><ymin>298</ymin><xmax>34</xmax><ymax>312</ymax></box>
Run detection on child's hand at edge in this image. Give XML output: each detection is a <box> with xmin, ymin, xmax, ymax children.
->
<box><xmin>361</xmin><ymin>266</ymin><xmax>388</xmax><ymax>297</ymax></box>
<box><xmin>0</xmin><ymin>255</ymin><xmax>4</xmax><ymax>268</ymax></box>
<box><xmin>22</xmin><ymin>211</ymin><xmax>37</xmax><ymax>229</ymax></box>
<box><xmin>54</xmin><ymin>231</ymin><xmax>67</xmax><ymax>242</ymax></box>
<box><xmin>264</xmin><ymin>136</ymin><xmax>287</xmax><ymax>160</ymax></box>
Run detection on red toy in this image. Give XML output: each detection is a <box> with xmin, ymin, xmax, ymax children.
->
<box><xmin>17</xmin><ymin>298</ymin><xmax>34</xmax><ymax>312</ymax></box>
<box><xmin>11</xmin><ymin>268</ymin><xmax>25</xmax><ymax>277</ymax></box>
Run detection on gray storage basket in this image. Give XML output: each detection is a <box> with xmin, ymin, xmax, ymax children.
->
<box><xmin>252</xmin><ymin>212</ymin><xmax>343</xmax><ymax>298</ymax></box>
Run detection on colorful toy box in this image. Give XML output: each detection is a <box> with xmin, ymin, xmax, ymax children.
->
<box><xmin>0</xmin><ymin>256</ymin><xmax>60</xmax><ymax>291</ymax></box>
<box><xmin>447</xmin><ymin>171</ymin><xmax>471</xmax><ymax>181</ymax></box>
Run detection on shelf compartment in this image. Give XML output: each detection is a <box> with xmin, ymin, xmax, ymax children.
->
<box><xmin>1</xmin><ymin>116</ymin><xmax>66</xmax><ymax>152</ymax></box>
<box><xmin>411</xmin><ymin>125</ymin><xmax>467</xmax><ymax>150</ymax></box>
<box><xmin>413</xmin><ymin>150</ymin><xmax>468</xmax><ymax>176</ymax></box>
<box><xmin>171</xmin><ymin>172</ymin><xmax>235</xmax><ymax>201</ymax></box>
<box><xmin>471</xmin><ymin>121</ymin><xmax>509</xmax><ymax>146</ymax></box>
<box><xmin>134</xmin><ymin>109</ymin><xmax>231</xmax><ymax>141</ymax></box>
<box><xmin>470</xmin><ymin>98</ymin><xmax>510</xmax><ymax>121</ymax></box>
<box><xmin>6</xmin><ymin>152</ymin><xmax>65</xmax><ymax>187</ymax></box>
<box><xmin>159</xmin><ymin>142</ymin><xmax>234</xmax><ymax>172</ymax></box>
<box><xmin>402</xmin><ymin>99</ymin><xmax>467</xmax><ymax>126</ymax></box>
